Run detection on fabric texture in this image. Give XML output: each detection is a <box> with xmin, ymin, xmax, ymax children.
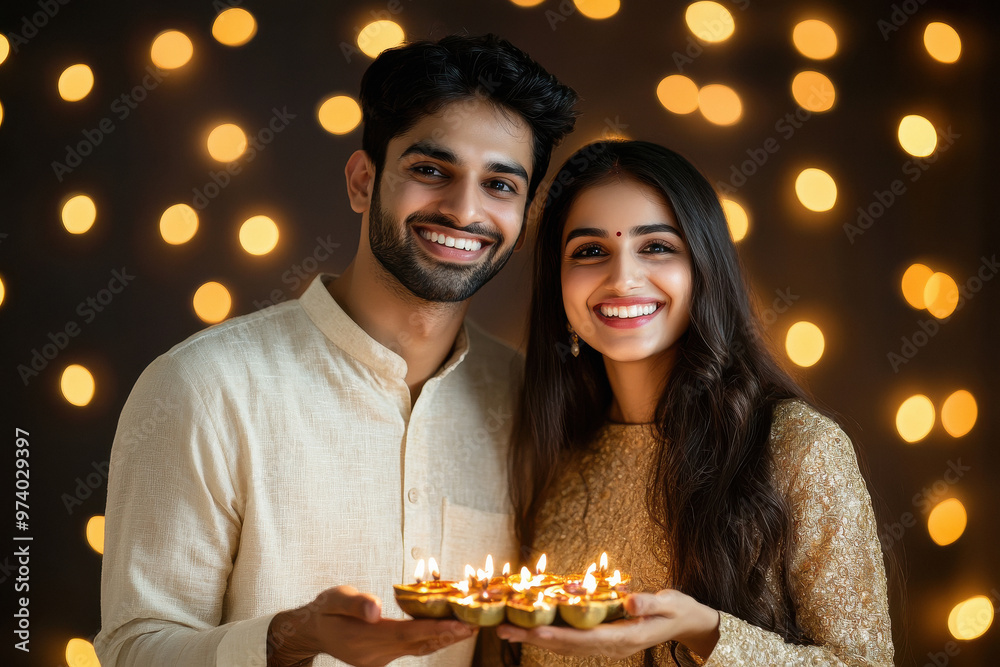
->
<box><xmin>96</xmin><ymin>275</ymin><xmax>521</xmax><ymax>667</ymax></box>
<box><xmin>521</xmin><ymin>401</ymin><xmax>894</xmax><ymax>666</ymax></box>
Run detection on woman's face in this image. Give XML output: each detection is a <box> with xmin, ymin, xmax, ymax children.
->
<box><xmin>560</xmin><ymin>178</ymin><xmax>693</xmax><ymax>366</ymax></box>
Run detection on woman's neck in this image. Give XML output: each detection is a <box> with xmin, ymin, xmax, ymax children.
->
<box><xmin>603</xmin><ymin>351</ymin><xmax>676</xmax><ymax>424</ymax></box>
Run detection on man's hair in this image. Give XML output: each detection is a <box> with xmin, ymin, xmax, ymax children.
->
<box><xmin>359</xmin><ymin>33</ymin><xmax>578</xmax><ymax>202</ymax></box>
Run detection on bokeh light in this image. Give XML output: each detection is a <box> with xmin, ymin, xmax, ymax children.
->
<box><xmin>509</xmin><ymin>0</ymin><xmax>546</xmax><ymax>5</ymax></box>
<box><xmin>941</xmin><ymin>389</ymin><xmax>977</xmax><ymax>438</ymax></box>
<box><xmin>898</xmin><ymin>114</ymin><xmax>938</xmax><ymax>157</ymax></box>
<box><xmin>317</xmin><ymin>95</ymin><xmax>362</xmax><ymax>134</ymax></box>
<box><xmin>794</xmin><ymin>168</ymin><xmax>837</xmax><ymax>211</ymax></box>
<box><xmin>0</xmin><ymin>99</ymin><xmax>4</xmax><ymax>128</ymax></box>
<box><xmin>697</xmin><ymin>83</ymin><xmax>742</xmax><ymax>125</ymax></box>
<box><xmin>66</xmin><ymin>638</ymin><xmax>100</xmax><ymax>667</ymax></box>
<box><xmin>0</xmin><ymin>35</ymin><xmax>9</xmax><ymax>66</ymax></box>
<box><xmin>901</xmin><ymin>263</ymin><xmax>934</xmax><ymax>309</ymax></box>
<box><xmin>239</xmin><ymin>215</ymin><xmax>280</xmax><ymax>255</ymax></box>
<box><xmin>207</xmin><ymin>123</ymin><xmax>247</xmax><ymax>162</ymax></box>
<box><xmin>61</xmin><ymin>364</ymin><xmax>96</xmax><ymax>407</ymax></box>
<box><xmin>896</xmin><ymin>394</ymin><xmax>935</xmax><ymax>443</ymax></box>
<box><xmin>685</xmin><ymin>2</ymin><xmax>735</xmax><ymax>42</ymax></box>
<box><xmin>924</xmin><ymin>271</ymin><xmax>959</xmax><ymax>319</ymax></box>
<box><xmin>948</xmin><ymin>596</ymin><xmax>994</xmax><ymax>641</ymax></box>
<box><xmin>213</xmin><ymin>7</ymin><xmax>258</xmax><ymax>47</ymax></box>
<box><xmin>573</xmin><ymin>0</ymin><xmax>621</xmax><ymax>19</ymax></box>
<box><xmin>785</xmin><ymin>321</ymin><xmax>825</xmax><ymax>367</ymax></box>
<box><xmin>193</xmin><ymin>281</ymin><xmax>233</xmax><ymax>324</ymax></box>
<box><xmin>159</xmin><ymin>203</ymin><xmax>199</xmax><ymax>245</ymax></box>
<box><xmin>0</xmin><ymin>275</ymin><xmax>5</xmax><ymax>307</ymax></box>
<box><xmin>720</xmin><ymin>198</ymin><xmax>749</xmax><ymax>242</ymax></box>
<box><xmin>150</xmin><ymin>30</ymin><xmax>193</xmax><ymax>69</ymax></box>
<box><xmin>86</xmin><ymin>515</ymin><xmax>105</xmax><ymax>554</ymax></box>
<box><xmin>927</xmin><ymin>498</ymin><xmax>966</xmax><ymax>546</ymax></box>
<box><xmin>61</xmin><ymin>195</ymin><xmax>97</xmax><ymax>234</ymax></box>
<box><xmin>924</xmin><ymin>22</ymin><xmax>962</xmax><ymax>63</ymax></box>
<box><xmin>792</xmin><ymin>19</ymin><xmax>838</xmax><ymax>59</ymax></box>
<box><xmin>357</xmin><ymin>20</ymin><xmax>405</xmax><ymax>58</ymax></box>
<box><xmin>791</xmin><ymin>70</ymin><xmax>836</xmax><ymax>112</ymax></box>
<box><xmin>58</xmin><ymin>64</ymin><xmax>94</xmax><ymax>102</ymax></box>
<box><xmin>656</xmin><ymin>75</ymin><xmax>699</xmax><ymax>114</ymax></box>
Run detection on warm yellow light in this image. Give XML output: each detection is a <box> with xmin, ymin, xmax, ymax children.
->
<box><xmin>61</xmin><ymin>195</ymin><xmax>97</xmax><ymax>234</ymax></box>
<box><xmin>207</xmin><ymin>123</ymin><xmax>247</xmax><ymax>162</ymax></box>
<box><xmin>698</xmin><ymin>84</ymin><xmax>742</xmax><ymax>125</ymax></box>
<box><xmin>924</xmin><ymin>22</ymin><xmax>961</xmax><ymax>63</ymax></box>
<box><xmin>927</xmin><ymin>498</ymin><xmax>966</xmax><ymax>546</ymax></box>
<box><xmin>510</xmin><ymin>0</ymin><xmax>546</xmax><ymax>5</ymax></box>
<box><xmin>150</xmin><ymin>30</ymin><xmax>193</xmax><ymax>69</ymax></box>
<box><xmin>656</xmin><ymin>75</ymin><xmax>699</xmax><ymax>115</ymax></box>
<box><xmin>317</xmin><ymin>95</ymin><xmax>362</xmax><ymax>135</ymax></box>
<box><xmin>792</xmin><ymin>19</ymin><xmax>838</xmax><ymax>59</ymax></box>
<box><xmin>573</xmin><ymin>0</ymin><xmax>620</xmax><ymax>19</ymax></box>
<box><xmin>685</xmin><ymin>2</ymin><xmax>735</xmax><ymax>42</ymax></box>
<box><xmin>0</xmin><ymin>35</ymin><xmax>9</xmax><ymax>66</ymax></box>
<box><xmin>901</xmin><ymin>263</ymin><xmax>934</xmax><ymax>309</ymax></box>
<box><xmin>0</xmin><ymin>275</ymin><xmax>5</xmax><ymax>307</ymax></box>
<box><xmin>357</xmin><ymin>20</ymin><xmax>405</xmax><ymax>58</ymax></box>
<box><xmin>0</xmin><ymin>99</ymin><xmax>5</xmax><ymax>128</ymax></box>
<box><xmin>923</xmin><ymin>272</ymin><xmax>959</xmax><ymax>319</ymax></box>
<box><xmin>66</xmin><ymin>638</ymin><xmax>100</xmax><ymax>667</ymax></box>
<box><xmin>941</xmin><ymin>390</ymin><xmax>977</xmax><ymax>438</ymax></box>
<box><xmin>896</xmin><ymin>394</ymin><xmax>935</xmax><ymax>443</ymax></box>
<box><xmin>58</xmin><ymin>63</ymin><xmax>94</xmax><ymax>102</ymax></box>
<box><xmin>720</xmin><ymin>198</ymin><xmax>749</xmax><ymax>242</ymax></box>
<box><xmin>898</xmin><ymin>115</ymin><xmax>938</xmax><ymax>157</ymax></box>
<box><xmin>193</xmin><ymin>281</ymin><xmax>232</xmax><ymax>324</ymax></box>
<box><xmin>949</xmin><ymin>596</ymin><xmax>994</xmax><ymax>641</ymax></box>
<box><xmin>239</xmin><ymin>215</ymin><xmax>280</xmax><ymax>255</ymax></box>
<box><xmin>86</xmin><ymin>515</ymin><xmax>105</xmax><ymax>554</ymax></box>
<box><xmin>794</xmin><ymin>168</ymin><xmax>837</xmax><ymax>212</ymax></box>
<box><xmin>61</xmin><ymin>364</ymin><xmax>95</xmax><ymax>407</ymax></box>
<box><xmin>791</xmin><ymin>71</ymin><xmax>835</xmax><ymax>112</ymax></box>
<box><xmin>213</xmin><ymin>8</ymin><xmax>258</xmax><ymax>47</ymax></box>
<box><xmin>785</xmin><ymin>321</ymin><xmax>824</xmax><ymax>367</ymax></box>
<box><xmin>159</xmin><ymin>203</ymin><xmax>199</xmax><ymax>245</ymax></box>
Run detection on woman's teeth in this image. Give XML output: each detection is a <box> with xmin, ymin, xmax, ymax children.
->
<box><xmin>599</xmin><ymin>303</ymin><xmax>658</xmax><ymax>319</ymax></box>
<box><xmin>419</xmin><ymin>230</ymin><xmax>482</xmax><ymax>251</ymax></box>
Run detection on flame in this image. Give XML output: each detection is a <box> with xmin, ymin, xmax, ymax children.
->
<box><xmin>586</xmin><ymin>562</ymin><xmax>597</xmax><ymax>576</ymax></box>
<box><xmin>428</xmin><ymin>557</ymin><xmax>440</xmax><ymax>581</ymax></box>
<box><xmin>599</xmin><ymin>552</ymin><xmax>608</xmax><ymax>574</ymax></box>
<box><xmin>456</xmin><ymin>580</ymin><xmax>470</xmax><ymax>594</ymax></box>
<box><xmin>534</xmin><ymin>591</ymin><xmax>545</xmax><ymax>608</ymax></box>
<box><xmin>414</xmin><ymin>558</ymin><xmax>425</xmax><ymax>583</ymax></box>
<box><xmin>485</xmin><ymin>554</ymin><xmax>494</xmax><ymax>580</ymax></box>
<box><xmin>583</xmin><ymin>572</ymin><xmax>598</xmax><ymax>595</ymax></box>
<box><xmin>520</xmin><ymin>566</ymin><xmax>531</xmax><ymax>583</ymax></box>
<box><xmin>536</xmin><ymin>553</ymin><xmax>547</xmax><ymax>575</ymax></box>
<box><xmin>465</xmin><ymin>564</ymin><xmax>476</xmax><ymax>579</ymax></box>
<box><xmin>503</xmin><ymin>562</ymin><xmax>511</xmax><ymax>577</ymax></box>
<box><xmin>477</xmin><ymin>568</ymin><xmax>487</xmax><ymax>581</ymax></box>
<box><xmin>607</xmin><ymin>570</ymin><xmax>622</xmax><ymax>587</ymax></box>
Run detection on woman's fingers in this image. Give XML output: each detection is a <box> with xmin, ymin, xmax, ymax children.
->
<box><xmin>497</xmin><ymin>617</ymin><xmax>672</xmax><ymax>659</ymax></box>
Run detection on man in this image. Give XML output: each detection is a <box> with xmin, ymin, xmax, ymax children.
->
<box><xmin>95</xmin><ymin>34</ymin><xmax>576</xmax><ymax>667</ymax></box>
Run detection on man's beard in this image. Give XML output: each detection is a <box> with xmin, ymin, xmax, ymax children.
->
<box><xmin>368</xmin><ymin>186</ymin><xmax>518</xmax><ymax>303</ymax></box>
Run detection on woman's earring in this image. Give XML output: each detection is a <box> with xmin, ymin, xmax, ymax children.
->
<box><xmin>567</xmin><ymin>323</ymin><xmax>580</xmax><ymax>357</ymax></box>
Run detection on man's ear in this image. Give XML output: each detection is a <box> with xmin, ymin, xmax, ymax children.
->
<box><xmin>345</xmin><ymin>150</ymin><xmax>376</xmax><ymax>213</ymax></box>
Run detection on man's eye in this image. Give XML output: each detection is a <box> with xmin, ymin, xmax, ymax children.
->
<box><xmin>411</xmin><ymin>165</ymin><xmax>443</xmax><ymax>177</ymax></box>
<box><xmin>486</xmin><ymin>180</ymin><xmax>515</xmax><ymax>193</ymax></box>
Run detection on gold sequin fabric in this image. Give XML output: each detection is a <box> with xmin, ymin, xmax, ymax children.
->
<box><xmin>520</xmin><ymin>401</ymin><xmax>894</xmax><ymax>666</ymax></box>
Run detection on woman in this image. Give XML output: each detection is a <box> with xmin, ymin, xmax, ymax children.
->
<box><xmin>499</xmin><ymin>141</ymin><xmax>893</xmax><ymax>665</ymax></box>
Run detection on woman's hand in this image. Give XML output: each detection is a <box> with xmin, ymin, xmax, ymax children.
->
<box><xmin>495</xmin><ymin>589</ymin><xmax>720</xmax><ymax>660</ymax></box>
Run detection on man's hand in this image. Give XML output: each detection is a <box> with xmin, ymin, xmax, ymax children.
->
<box><xmin>267</xmin><ymin>585</ymin><xmax>476</xmax><ymax>667</ymax></box>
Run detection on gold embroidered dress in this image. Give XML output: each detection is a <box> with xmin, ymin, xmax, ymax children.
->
<box><xmin>522</xmin><ymin>401</ymin><xmax>894</xmax><ymax>666</ymax></box>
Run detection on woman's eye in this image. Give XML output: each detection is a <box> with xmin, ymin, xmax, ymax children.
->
<box><xmin>642</xmin><ymin>241</ymin><xmax>676</xmax><ymax>254</ymax></box>
<box><xmin>571</xmin><ymin>244</ymin><xmax>606</xmax><ymax>259</ymax></box>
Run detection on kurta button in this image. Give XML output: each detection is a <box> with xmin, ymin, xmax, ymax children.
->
<box><xmin>407</xmin><ymin>487</ymin><xmax>419</xmax><ymax>503</ymax></box>
<box><xmin>411</xmin><ymin>547</ymin><xmax>420</xmax><ymax>559</ymax></box>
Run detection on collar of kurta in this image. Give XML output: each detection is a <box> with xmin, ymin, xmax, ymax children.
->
<box><xmin>298</xmin><ymin>274</ymin><xmax>470</xmax><ymax>381</ymax></box>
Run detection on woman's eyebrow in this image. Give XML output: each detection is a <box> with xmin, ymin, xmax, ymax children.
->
<box><xmin>564</xmin><ymin>223</ymin><xmax>681</xmax><ymax>246</ymax></box>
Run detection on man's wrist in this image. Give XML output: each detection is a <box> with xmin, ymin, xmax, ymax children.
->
<box><xmin>267</xmin><ymin>608</ymin><xmax>319</xmax><ymax>667</ymax></box>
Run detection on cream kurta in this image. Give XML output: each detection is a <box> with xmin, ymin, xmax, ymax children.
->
<box><xmin>96</xmin><ymin>275</ymin><xmax>521</xmax><ymax>667</ymax></box>
<box><xmin>524</xmin><ymin>401</ymin><xmax>894</xmax><ymax>666</ymax></box>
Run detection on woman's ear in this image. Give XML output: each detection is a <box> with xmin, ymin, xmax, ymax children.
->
<box><xmin>345</xmin><ymin>150</ymin><xmax>376</xmax><ymax>213</ymax></box>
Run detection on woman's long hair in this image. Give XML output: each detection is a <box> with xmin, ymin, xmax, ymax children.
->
<box><xmin>510</xmin><ymin>140</ymin><xmax>813</xmax><ymax>644</ymax></box>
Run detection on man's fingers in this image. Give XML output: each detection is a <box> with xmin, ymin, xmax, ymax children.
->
<box><xmin>315</xmin><ymin>585</ymin><xmax>383</xmax><ymax>622</ymax></box>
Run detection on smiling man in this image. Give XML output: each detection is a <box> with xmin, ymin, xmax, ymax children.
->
<box><xmin>97</xmin><ymin>34</ymin><xmax>576</xmax><ymax>667</ymax></box>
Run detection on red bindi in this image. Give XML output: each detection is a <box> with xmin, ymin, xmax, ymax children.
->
<box><xmin>616</xmin><ymin>231</ymin><xmax>622</xmax><ymax>236</ymax></box>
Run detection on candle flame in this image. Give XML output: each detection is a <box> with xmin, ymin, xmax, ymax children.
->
<box><xmin>485</xmin><ymin>554</ymin><xmax>494</xmax><ymax>580</ymax></box>
<box><xmin>607</xmin><ymin>570</ymin><xmax>622</xmax><ymax>587</ymax></box>
<box><xmin>503</xmin><ymin>562</ymin><xmax>511</xmax><ymax>577</ymax></box>
<box><xmin>428</xmin><ymin>557</ymin><xmax>440</xmax><ymax>581</ymax></box>
<box><xmin>520</xmin><ymin>566</ymin><xmax>531</xmax><ymax>583</ymax></box>
<box><xmin>465</xmin><ymin>564</ymin><xmax>476</xmax><ymax>579</ymax></box>
<box><xmin>586</xmin><ymin>562</ymin><xmax>597</xmax><ymax>576</ymax></box>
<box><xmin>583</xmin><ymin>572</ymin><xmax>598</xmax><ymax>595</ymax></box>
<box><xmin>414</xmin><ymin>558</ymin><xmax>425</xmax><ymax>583</ymax></box>
<box><xmin>599</xmin><ymin>552</ymin><xmax>608</xmax><ymax>574</ymax></box>
<box><xmin>536</xmin><ymin>553</ymin><xmax>547</xmax><ymax>575</ymax></box>
<box><xmin>456</xmin><ymin>580</ymin><xmax>469</xmax><ymax>594</ymax></box>
<box><xmin>534</xmin><ymin>591</ymin><xmax>545</xmax><ymax>608</ymax></box>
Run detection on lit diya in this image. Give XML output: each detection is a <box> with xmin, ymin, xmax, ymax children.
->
<box><xmin>506</xmin><ymin>590</ymin><xmax>557</xmax><ymax>628</ymax></box>
<box><xmin>449</xmin><ymin>556</ymin><xmax>509</xmax><ymax>626</ymax></box>
<box><xmin>553</xmin><ymin>572</ymin><xmax>611</xmax><ymax>629</ymax></box>
<box><xmin>393</xmin><ymin>557</ymin><xmax>457</xmax><ymax>619</ymax></box>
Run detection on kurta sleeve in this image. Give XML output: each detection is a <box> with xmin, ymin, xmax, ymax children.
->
<box><xmin>95</xmin><ymin>353</ymin><xmax>276</xmax><ymax>667</ymax></box>
<box><xmin>700</xmin><ymin>404</ymin><xmax>894</xmax><ymax>666</ymax></box>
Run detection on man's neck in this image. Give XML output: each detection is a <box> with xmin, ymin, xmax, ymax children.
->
<box><xmin>326</xmin><ymin>259</ymin><xmax>468</xmax><ymax>403</ymax></box>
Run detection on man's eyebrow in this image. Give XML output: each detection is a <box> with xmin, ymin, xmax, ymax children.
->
<box><xmin>487</xmin><ymin>160</ymin><xmax>529</xmax><ymax>184</ymax></box>
<box><xmin>564</xmin><ymin>223</ymin><xmax>682</xmax><ymax>246</ymax></box>
<box><xmin>398</xmin><ymin>141</ymin><xmax>529</xmax><ymax>183</ymax></box>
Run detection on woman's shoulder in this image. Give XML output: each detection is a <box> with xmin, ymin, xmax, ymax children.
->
<box><xmin>768</xmin><ymin>399</ymin><xmax>862</xmax><ymax>492</ymax></box>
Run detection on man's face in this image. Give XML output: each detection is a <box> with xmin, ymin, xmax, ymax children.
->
<box><xmin>367</xmin><ymin>98</ymin><xmax>534</xmax><ymax>302</ymax></box>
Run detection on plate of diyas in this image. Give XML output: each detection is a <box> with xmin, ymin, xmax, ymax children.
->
<box><xmin>394</xmin><ymin>552</ymin><xmax>631</xmax><ymax>629</ymax></box>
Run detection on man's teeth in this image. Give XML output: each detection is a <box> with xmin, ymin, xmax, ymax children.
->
<box><xmin>419</xmin><ymin>230</ymin><xmax>483</xmax><ymax>252</ymax></box>
<box><xmin>599</xmin><ymin>304</ymin><xmax>658</xmax><ymax>319</ymax></box>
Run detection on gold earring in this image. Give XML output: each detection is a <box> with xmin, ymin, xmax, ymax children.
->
<box><xmin>567</xmin><ymin>323</ymin><xmax>580</xmax><ymax>357</ymax></box>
